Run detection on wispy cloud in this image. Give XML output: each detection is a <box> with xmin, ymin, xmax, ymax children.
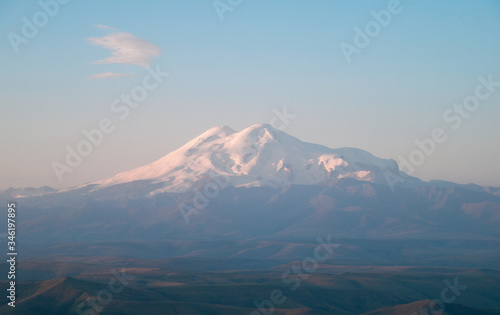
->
<box><xmin>89</xmin><ymin>72</ymin><xmax>136</xmax><ymax>80</ymax></box>
<box><xmin>88</xmin><ymin>26</ymin><xmax>161</xmax><ymax>67</ymax></box>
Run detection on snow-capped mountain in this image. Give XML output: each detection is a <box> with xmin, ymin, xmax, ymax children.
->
<box><xmin>2</xmin><ymin>123</ymin><xmax>500</xmax><ymax>242</ymax></box>
<box><xmin>90</xmin><ymin>123</ymin><xmax>414</xmax><ymax>195</ymax></box>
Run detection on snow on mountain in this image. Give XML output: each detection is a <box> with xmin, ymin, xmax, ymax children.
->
<box><xmin>91</xmin><ymin>123</ymin><xmax>410</xmax><ymax>195</ymax></box>
<box><xmin>2</xmin><ymin>186</ymin><xmax>57</xmax><ymax>198</ymax></box>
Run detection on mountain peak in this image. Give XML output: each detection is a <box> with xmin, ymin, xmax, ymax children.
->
<box><xmin>245</xmin><ymin>123</ymin><xmax>277</xmax><ymax>132</ymax></box>
<box><xmin>91</xmin><ymin>124</ymin><xmax>409</xmax><ymax>195</ymax></box>
<box><xmin>200</xmin><ymin>125</ymin><xmax>236</xmax><ymax>138</ymax></box>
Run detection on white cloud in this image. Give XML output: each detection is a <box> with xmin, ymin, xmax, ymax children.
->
<box><xmin>88</xmin><ymin>26</ymin><xmax>161</xmax><ymax>67</ymax></box>
<box><xmin>89</xmin><ymin>72</ymin><xmax>136</xmax><ymax>79</ymax></box>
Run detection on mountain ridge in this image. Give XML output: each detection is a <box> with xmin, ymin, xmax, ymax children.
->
<box><xmin>84</xmin><ymin>123</ymin><xmax>418</xmax><ymax>196</ymax></box>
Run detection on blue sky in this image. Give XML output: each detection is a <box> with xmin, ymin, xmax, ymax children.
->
<box><xmin>1</xmin><ymin>0</ymin><xmax>499</xmax><ymax>189</ymax></box>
